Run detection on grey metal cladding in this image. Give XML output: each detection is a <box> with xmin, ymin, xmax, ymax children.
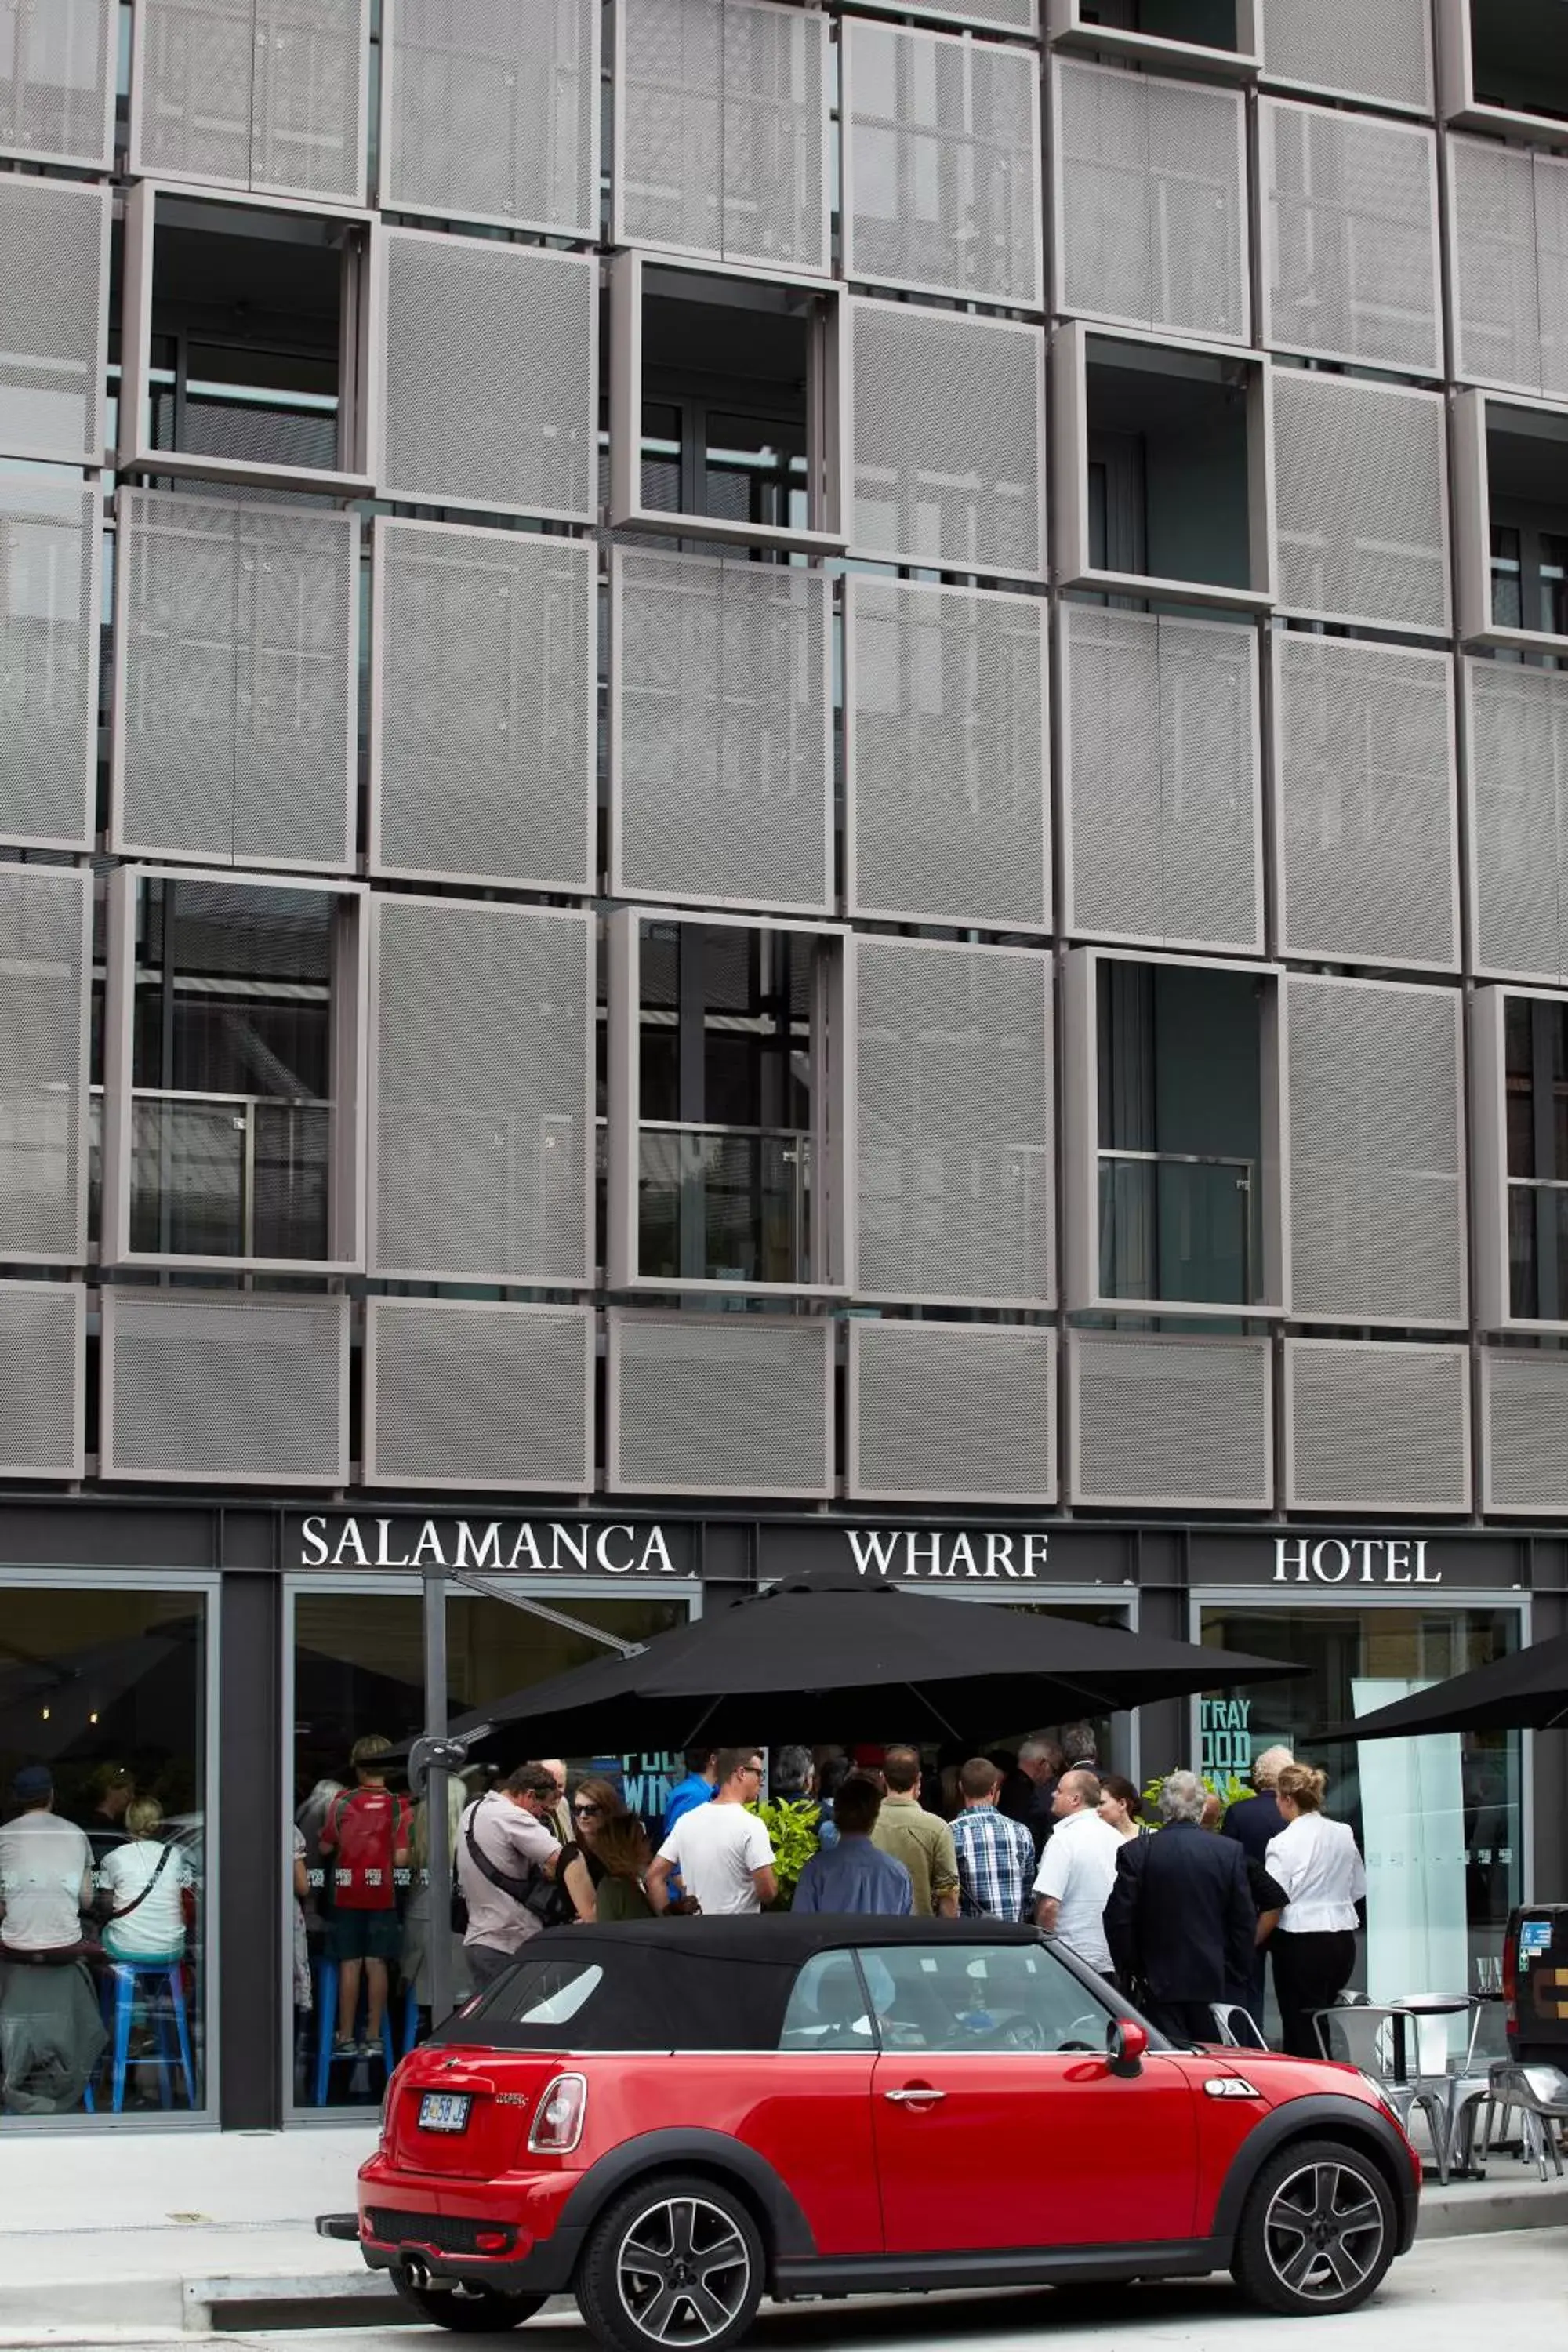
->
<box><xmin>613</xmin><ymin>547</ymin><xmax>830</xmax><ymax>914</ymax></box>
<box><xmin>370</xmin><ymin>896</ymin><xmax>592</xmax><ymax>1283</ymax></box>
<box><xmin>0</xmin><ymin>0</ymin><xmax>117</xmax><ymax>167</ymax></box>
<box><xmin>1055</xmin><ymin>59</ymin><xmax>1247</xmax><ymax>343</ymax></box>
<box><xmin>892</xmin><ymin>0</ymin><xmax>1036</xmax><ymax>31</ymax></box>
<box><xmin>0</xmin><ymin>474</ymin><xmax>100</xmax><ymax>851</ymax></box>
<box><xmin>848</xmin><ymin>297</ymin><xmax>1044</xmax><ymax>577</ymax></box>
<box><xmin>1450</xmin><ymin>138</ymin><xmax>1568</xmax><ymax>401</ymax></box>
<box><xmin>1468</xmin><ymin>658</ymin><xmax>1568</xmax><ymax>984</ymax></box>
<box><xmin>372</xmin><ymin>520</ymin><xmax>593</xmax><ymax>891</ymax></box>
<box><xmin>1285</xmin><ymin>975</ymin><xmax>1465</xmax><ymax>1325</ymax></box>
<box><xmin>608</xmin><ymin>1308</ymin><xmax>832</xmax><ymax>1497</ymax></box>
<box><xmin>1272</xmin><ymin>371</ymin><xmax>1450</xmax><ymax>633</ymax></box>
<box><xmin>1262</xmin><ymin>100</ymin><xmax>1440</xmax><ymax>375</ymax></box>
<box><xmin>132</xmin><ymin>0</ymin><xmax>255</xmax><ymax>186</ymax></box>
<box><xmin>1064</xmin><ymin>604</ymin><xmax>1261</xmax><ymax>953</ymax></box>
<box><xmin>1285</xmin><ymin>1340</ymin><xmax>1469</xmax><ymax>1513</ymax></box>
<box><xmin>103</xmin><ymin>1289</ymin><xmax>348</xmax><ymax>1484</ymax></box>
<box><xmin>1257</xmin><ymin>0</ymin><xmax>1433</xmax><ymax>114</ymax></box>
<box><xmin>1070</xmin><ymin>1331</ymin><xmax>1271</xmax><ymax>1509</ymax></box>
<box><xmin>382</xmin><ymin>0</ymin><xmax>598</xmax><ymax>235</ymax></box>
<box><xmin>842</xmin><ymin>20</ymin><xmax>1041</xmax><ymax>309</ymax></box>
<box><xmin>0</xmin><ymin>865</ymin><xmax>88</xmax><ymax>1262</ymax></box>
<box><xmin>848</xmin><ymin>1319</ymin><xmax>1055</xmax><ymax>1504</ymax></box>
<box><xmin>1274</xmin><ymin>632</ymin><xmax>1457</xmax><ymax>971</ymax></box>
<box><xmin>376</xmin><ymin>230</ymin><xmax>597</xmax><ymax>519</ymax></box>
<box><xmin>365</xmin><ymin>1299</ymin><xmax>592</xmax><ymax>1490</ymax></box>
<box><xmin>0</xmin><ymin>1282</ymin><xmax>84</xmax><ymax>1478</ymax></box>
<box><xmin>855</xmin><ymin>935</ymin><xmax>1053</xmax><ymax>1306</ymax></box>
<box><xmin>0</xmin><ymin>173</ymin><xmax>109</xmax><ymax>466</ymax></box>
<box><xmin>135</xmin><ymin>0</ymin><xmax>369</xmax><ymax>201</ymax></box>
<box><xmin>1482</xmin><ymin>1348</ymin><xmax>1568</xmax><ymax>1514</ymax></box>
<box><xmin>846</xmin><ymin>578</ymin><xmax>1048</xmax><ymax>933</ymax></box>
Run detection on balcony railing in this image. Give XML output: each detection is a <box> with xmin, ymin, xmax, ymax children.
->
<box><xmin>638</xmin><ymin>1123</ymin><xmax>811</xmax><ymax>1285</ymax></box>
<box><xmin>129</xmin><ymin>1090</ymin><xmax>331</xmax><ymax>1262</ymax></box>
<box><xmin>1098</xmin><ymin>1148</ymin><xmax>1254</xmax><ymax>1306</ymax></box>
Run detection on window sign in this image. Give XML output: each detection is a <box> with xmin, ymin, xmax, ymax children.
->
<box><xmin>1200</xmin><ymin>1697</ymin><xmax>1253</xmax><ymax>1777</ymax></box>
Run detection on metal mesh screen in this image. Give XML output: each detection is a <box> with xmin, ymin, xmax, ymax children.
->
<box><xmin>0</xmin><ymin>173</ymin><xmax>108</xmax><ymax>466</ymax></box>
<box><xmin>116</xmin><ymin>490</ymin><xmax>357</xmax><ymax>869</ymax></box>
<box><xmin>373</xmin><ymin>521</ymin><xmax>593</xmax><ymax>891</ymax></box>
<box><xmin>0</xmin><ymin>474</ymin><xmax>99</xmax><ymax>850</ymax></box>
<box><xmin>843</xmin><ymin>21</ymin><xmax>1040</xmax><ymax>309</ymax></box>
<box><xmin>1468</xmin><ymin>658</ymin><xmax>1568</xmax><ymax>984</ymax></box>
<box><xmin>367</xmin><ymin>1300</ymin><xmax>591</xmax><ymax>1490</ymax></box>
<box><xmin>613</xmin><ymin>548</ymin><xmax>829</xmax><ymax>913</ymax></box>
<box><xmin>0</xmin><ymin>866</ymin><xmax>86</xmax><ymax>1261</ymax></box>
<box><xmin>1450</xmin><ymin>136</ymin><xmax>1545</xmax><ymax>397</ymax></box>
<box><xmin>1258</xmin><ymin>0</ymin><xmax>1432</xmax><ymax>113</ymax></box>
<box><xmin>377</xmin><ymin>230</ymin><xmax>595</xmax><ymax>519</ymax></box>
<box><xmin>1285</xmin><ymin>975</ymin><xmax>1465</xmax><ymax>1325</ymax></box>
<box><xmin>249</xmin><ymin>0</ymin><xmax>368</xmax><ymax>201</ymax></box>
<box><xmin>892</xmin><ymin>0</ymin><xmax>1036</xmax><ymax>29</ymax></box>
<box><xmin>0</xmin><ymin>0</ymin><xmax>116</xmax><ymax>166</ymax></box>
<box><xmin>132</xmin><ymin>0</ymin><xmax>255</xmax><ymax>185</ymax></box>
<box><xmin>1272</xmin><ymin>370</ymin><xmax>1449</xmax><ymax>633</ymax></box>
<box><xmin>103</xmin><ymin>1290</ymin><xmax>347</xmax><ymax>1483</ymax></box>
<box><xmin>1483</xmin><ymin>1351</ymin><xmax>1568</xmax><ymax>1515</ymax></box>
<box><xmin>855</xmin><ymin>935</ymin><xmax>1053</xmax><ymax>1305</ymax></box>
<box><xmin>1262</xmin><ymin>100</ymin><xmax>1439</xmax><ymax>375</ymax></box>
<box><xmin>382</xmin><ymin>0</ymin><xmax>597</xmax><ymax>235</ymax></box>
<box><xmin>1285</xmin><ymin>1341</ymin><xmax>1468</xmax><ymax>1513</ymax></box>
<box><xmin>848</xmin><ymin>297</ymin><xmax>1044</xmax><ymax>578</ymax></box>
<box><xmin>0</xmin><ymin>1283</ymin><xmax>82</xmax><ymax>1477</ymax></box>
<box><xmin>1064</xmin><ymin>604</ymin><xmax>1259</xmax><ymax>953</ymax></box>
<box><xmin>846</xmin><ymin>578</ymin><xmax>1047</xmax><ymax>932</ymax></box>
<box><xmin>610</xmin><ymin>1309</ymin><xmax>831</xmax><ymax>1496</ymax></box>
<box><xmin>1275</xmin><ymin>633</ymin><xmax>1457</xmax><ymax>971</ymax></box>
<box><xmin>850</xmin><ymin>1320</ymin><xmax>1055</xmax><ymax>1504</ymax></box>
<box><xmin>371</xmin><ymin>896</ymin><xmax>591</xmax><ymax>1283</ymax></box>
<box><xmin>1056</xmin><ymin>60</ymin><xmax>1247</xmax><ymax>343</ymax></box>
<box><xmin>1071</xmin><ymin>1333</ymin><xmax>1270</xmax><ymax>1508</ymax></box>
<box><xmin>616</xmin><ymin>0</ymin><xmax>721</xmax><ymax>257</ymax></box>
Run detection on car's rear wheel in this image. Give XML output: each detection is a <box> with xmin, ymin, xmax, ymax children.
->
<box><xmin>575</xmin><ymin>2172</ymin><xmax>764</xmax><ymax>2352</ymax></box>
<box><xmin>390</xmin><ymin>2274</ymin><xmax>546</xmax><ymax>2331</ymax></box>
<box><xmin>1231</xmin><ymin>2136</ymin><xmax>1396</xmax><ymax>2317</ymax></box>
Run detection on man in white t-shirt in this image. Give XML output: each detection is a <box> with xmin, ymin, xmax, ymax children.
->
<box><xmin>648</xmin><ymin>1749</ymin><xmax>776</xmax><ymax>1916</ymax></box>
<box><xmin>0</xmin><ymin>1766</ymin><xmax>93</xmax><ymax>1955</ymax></box>
<box><xmin>1033</xmin><ymin>1769</ymin><xmax>1122</xmax><ymax>1980</ymax></box>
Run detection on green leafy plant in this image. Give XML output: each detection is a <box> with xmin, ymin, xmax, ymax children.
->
<box><xmin>1140</xmin><ymin>1769</ymin><xmax>1251</xmax><ymax>1824</ymax></box>
<box><xmin>745</xmin><ymin>1798</ymin><xmax>821</xmax><ymax>1906</ymax></box>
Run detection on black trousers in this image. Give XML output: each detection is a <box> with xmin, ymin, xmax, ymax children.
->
<box><xmin>1143</xmin><ymin>1997</ymin><xmax>1223</xmax><ymax>2045</ymax></box>
<box><xmin>1272</xmin><ymin>1929</ymin><xmax>1357</xmax><ymax>2058</ymax></box>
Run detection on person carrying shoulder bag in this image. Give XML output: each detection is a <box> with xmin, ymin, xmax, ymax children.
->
<box><xmin>455</xmin><ymin>1763</ymin><xmax>567</xmax><ymax>1991</ymax></box>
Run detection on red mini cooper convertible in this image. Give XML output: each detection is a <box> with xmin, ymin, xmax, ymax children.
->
<box><xmin>329</xmin><ymin>1918</ymin><xmax>1421</xmax><ymax>2350</ymax></box>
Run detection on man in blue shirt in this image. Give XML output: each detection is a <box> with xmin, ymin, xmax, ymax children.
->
<box><xmin>792</xmin><ymin>1774</ymin><xmax>913</xmax><ymax>1915</ymax></box>
<box><xmin>662</xmin><ymin>1748</ymin><xmax>718</xmax><ymax>1841</ymax></box>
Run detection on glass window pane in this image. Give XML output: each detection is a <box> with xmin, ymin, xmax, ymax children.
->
<box><xmin>862</xmin><ymin>1942</ymin><xmax>1111</xmax><ymax>2053</ymax></box>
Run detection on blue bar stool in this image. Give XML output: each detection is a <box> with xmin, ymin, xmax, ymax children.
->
<box><xmin>312</xmin><ymin>1959</ymin><xmax>397</xmax><ymax>2107</ymax></box>
<box><xmin>102</xmin><ymin>1960</ymin><xmax>195</xmax><ymax>2111</ymax></box>
<box><xmin>402</xmin><ymin>1980</ymin><xmax>419</xmax><ymax>2055</ymax></box>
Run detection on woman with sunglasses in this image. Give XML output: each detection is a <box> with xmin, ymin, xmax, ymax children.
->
<box><xmin>559</xmin><ymin>1777</ymin><xmax>628</xmax><ymax>1924</ymax></box>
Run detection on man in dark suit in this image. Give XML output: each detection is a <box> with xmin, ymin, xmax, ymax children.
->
<box><xmin>1221</xmin><ymin>1748</ymin><xmax>1294</xmax><ymax>2026</ymax></box>
<box><xmin>1105</xmin><ymin>1771</ymin><xmax>1258</xmax><ymax>2045</ymax></box>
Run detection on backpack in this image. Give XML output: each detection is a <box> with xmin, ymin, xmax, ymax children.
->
<box><xmin>326</xmin><ymin>1789</ymin><xmax>401</xmax><ymax>1911</ymax></box>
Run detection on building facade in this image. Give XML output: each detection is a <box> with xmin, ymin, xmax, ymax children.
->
<box><xmin>0</xmin><ymin>0</ymin><xmax>1566</xmax><ymax>2128</ymax></box>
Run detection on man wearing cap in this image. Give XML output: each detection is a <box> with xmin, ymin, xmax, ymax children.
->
<box><xmin>0</xmin><ymin>1766</ymin><xmax>95</xmax><ymax>1958</ymax></box>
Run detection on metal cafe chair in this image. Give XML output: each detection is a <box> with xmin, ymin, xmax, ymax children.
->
<box><xmin>1311</xmin><ymin>2001</ymin><xmax>1459</xmax><ymax>2180</ymax></box>
<box><xmin>1209</xmin><ymin>2002</ymin><xmax>1266</xmax><ymax>2049</ymax></box>
<box><xmin>1458</xmin><ymin>2062</ymin><xmax>1568</xmax><ymax>2183</ymax></box>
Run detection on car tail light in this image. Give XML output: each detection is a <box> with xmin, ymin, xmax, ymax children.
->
<box><xmin>528</xmin><ymin>2073</ymin><xmax>586</xmax><ymax>2155</ymax></box>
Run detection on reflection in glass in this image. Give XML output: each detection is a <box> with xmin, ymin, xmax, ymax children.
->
<box><xmin>1098</xmin><ymin>1152</ymin><xmax>1253</xmax><ymax>1305</ymax></box>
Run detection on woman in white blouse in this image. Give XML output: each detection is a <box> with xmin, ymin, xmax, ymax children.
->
<box><xmin>1265</xmin><ymin>1763</ymin><xmax>1367</xmax><ymax>2057</ymax></box>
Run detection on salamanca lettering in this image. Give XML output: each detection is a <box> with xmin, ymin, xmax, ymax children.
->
<box><xmin>299</xmin><ymin>1517</ymin><xmax>677</xmax><ymax>1574</ymax></box>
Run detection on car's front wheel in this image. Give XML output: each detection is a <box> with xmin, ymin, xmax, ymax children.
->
<box><xmin>575</xmin><ymin>2172</ymin><xmax>765</xmax><ymax>2352</ymax></box>
<box><xmin>390</xmin><ymin>2274</ymin><xmax>546</xmax><ymax>2331</ymax></box>
<box><xmin>1232</xmin><ymin>2136</ymin><xmax>1397</xmax><ymax>2317</ymax></box>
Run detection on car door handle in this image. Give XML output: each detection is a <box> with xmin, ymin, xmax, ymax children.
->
<box><xmin>884</xmin><ymin>2086</ymin><xmax>946</xmax><ymax>2103</ymax></box>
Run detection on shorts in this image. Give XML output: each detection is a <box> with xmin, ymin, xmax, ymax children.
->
<box><xmin>325</xmin><ymin>1907</ymin><xmax>401</xmax><ymax>1964</ymax></box>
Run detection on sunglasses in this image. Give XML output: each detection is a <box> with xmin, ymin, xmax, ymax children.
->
<box><xmin>572</xmin><ymin>1804</ymin><xmax>604</xmax><ymax>1820</ymax></box>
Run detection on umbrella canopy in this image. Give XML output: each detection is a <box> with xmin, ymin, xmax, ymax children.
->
<box><xmin>1323</xmin><ymin>1629</ymin><xmax>1568</xmax><ymax>1740</ymax></box>
<box><xmin>431</xmin><ymin>1581</ymin><xmax>1302</xmax><ymax>1755</ymax></box>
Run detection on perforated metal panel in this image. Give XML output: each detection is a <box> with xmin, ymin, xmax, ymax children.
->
<box><xmin>892</xmin><ymin>0</ymin><xmax>1036</xmax><ymax>31</ymax></box>
<box><xmin>1284</xmin><ymin>1341</ymin><xmax>1469</xmax><ymax>1513</ymax></box>
<box><xmin>1468</xmin><ymin>659</ymin><xmax>1568</xmax><ymax>982</ymax></box>
<box><xmin>1272</xmin><ymin>370</ymin><xmax>1449</xmax><ymax>634</ymax></box>
<box><xmin>372</xmin><ymin>520</ymin><xmax>593</xmax><ymax>891</ymax></box>
<box><xmin>1285</xmin><ymin>975</ymin><xmax>1465</xmax><ymax>1326</ymax></box>
<box><xmin>845</xmin><ymin>578</ymin><xmax>1047</xmax><ymax>933</ymax></box>
<box><xmin>1261</xmin><ymin>100</ymin><xmax>1439</xmax><ymax>375</ymax></box>
<box><xmin>847</xmin><ymin>298</ymin><xmax>1044</xmax><ymax>579</ymax></box>
<box><xmin>371</xmin><ymin>896</ymin><xmax>591</xmax><ymax>1283</ymax></box>
<box><xmin>608</xmin><ymin>1308</ymin><xmax>832</xmax><ymax>1497</ymax></box>
<box><xmin>0</xmin><ymin>1282</ymin><xmax>83</xmax><ymax>1477</ymax></box>
<box><xmin>842</xmin><ymin>21</ymin><xmax>1041</xmax><ymax>309</ymax></box>
<box><xmin>382</xmin><ymin>0</ymin><xmax>597</xmax><ymax>235</ymax></box>
<box><xmin>1055</xmin><ymin>59</ymin><xmax>1247</xmax><ymax>343</ymax></box>
<box><xmin>1449</xmin><ymin>136</ymin><xmax>1544</xmax><ymax>396</ymax></box>
<box><xmin>1536</xmin><ymin>147</ymin><xmax>1568</xmax><ymax>407</ymax></box>
<box><xmin>366</xmin><ymin>1298</ymin><xmax>592</xmax><ymax>1490</ymax></box>
<box><xmin>855</xmin><ymin>936</ymin><xmax>1053</xmax><ymax>1306</ymax></box>
<box><xmin>0</xmin><ymin>0</ymin><xmax>116</xmax><ymax>167</ymax></box>
<box><xmin>1274</xmin><ymin>633</ymin><xmax>1457</xmax><ymax>971</ymax></box>
<box><xmin>612</xmin><ymin>547</ymin><xmax>829</xmax><ymax>914</ymax></box>
<box><xmin>102</xmin><ymin>1289</ymin><xmax>348</xmax><ymax>1485</ymax></box>
<box><xmin>132</xmin><ymin>0</ymin><xmax>254</xmax><ymax>185</ymax></box>
<box><xmin>0</xmin><ymin>866</ymin><xmax>87</xmax><ymax>1263</ymax></box>
<box><xmin>1258</xmin><ymin>0</ymin><xmax>1433</xmax><ymax>114</ymax></box>
<box><xmin>1069</xmin><ymin>1332</ymin><xmax>1271</xmax><ymax>1509</ymax></box>
<box><xmin>115</xmin><ymin>490</ymin><xmax>358</xmax><ymax>870</ymax></box>
<box><xmin>0</xmin><ymin>174</ymin><xmax>109</xmax><ymax>466</ymax></box>
<box><xmin>0</xmin><ymin>474</ymin><xmax>100</xmax><ymax>851</ymax></box>
<box><xmin>376</xmin><ymin>230</ymin><xmax>596</xmax><ymax>520</ymax></box>
<box><xmin>848</xmin><ymin>1319</ymin><xmax>1055</xmax><ymax>1504</ymax></box>
<box><xmin>250</xmin><ymin>0</ymin><xmax>368</xmax><ymax>203</ymax></box>
<box><xmin>1482</xmin><ymin>1349</ymin><xmax>1568</xmax><ymax>1515</ymax></box>
<box><xmin>1063</xmin><ymin>603</ymin><xmax>1260</xmax><ymax>953</ymax></box>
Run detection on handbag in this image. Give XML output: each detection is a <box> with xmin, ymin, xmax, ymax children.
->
<box><xmin>456</xmin><ymin>1803</ymin><xmax>569</xmax><ymax>1933</ymax></box>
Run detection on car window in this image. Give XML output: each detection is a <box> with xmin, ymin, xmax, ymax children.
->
<box><xmin>474</xmin><ymin>1957</ymin><xmax>604</xmax><ymax>2031</ymax></box>
<box><xmin>779</xmin><ymin>1952</ymin><xmax>877</xmax><ymax>2052</ymax></box>
<box><xmin>864</xmin><ymin>1944</ymin><xmax>1112</xmax><ymax>2055</ymax></box>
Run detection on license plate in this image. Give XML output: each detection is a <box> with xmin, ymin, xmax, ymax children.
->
<box><xmin>418</xmin><ymin>2092</ymin><xmax>472</xmax><ymax>2134</ymax></box>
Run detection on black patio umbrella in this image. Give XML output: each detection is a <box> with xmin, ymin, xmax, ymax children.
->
<box><xmin>1322</xmin><ymin>1628</ymin><xmax>1568</xmax><ymax>1740</ymax></box>
<box><xmin>426</xmin><ymin>1581</ymin><xmax>1303</xmax><ymax>1756</ymax></box>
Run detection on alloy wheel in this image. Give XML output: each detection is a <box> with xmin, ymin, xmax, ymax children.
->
<box><xmin>1261</xmin><ymin>2158</ymin><xmax>1387</xmax><ymax>2303</ymax></box>
<box><xmin>615</xmin><ymin>2194</ymin><xmax>753</xmax><ymax>2345</ymax></box>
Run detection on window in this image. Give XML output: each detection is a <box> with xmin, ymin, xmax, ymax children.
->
<box><xmin>780</xmin><ymin>1951</ymin><xmax>876</xmax><ymax>2050</ymax></box>
<box><xmin>1051</xmin><ymin>0</ymin><xmax>1256</xmax><ymax>70</ymax></box>
<box><xmin>1456</xmin><ymin>396</ymin><xmax>1568</xmax><ymax>655</ymax></box>
<box><xmin>1481</xmin><ymin>992</ymin><xmax>1568</xmax><ymax>1325</ymax></box>
<box><xmin>862</xmin><ymin>1942</ymin><xmax>1113</xmax><ymax>2053</ymax></box>
<box><xmin>1439</xmin><ymin>0</ymin><xmax>1568</xmax><ymax>140</ymax></box>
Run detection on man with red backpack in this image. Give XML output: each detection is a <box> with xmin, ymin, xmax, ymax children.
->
<box><xmin>320</xmin><ymin>1736</ymin><xmax>410</xmax><ymax>2058</ymax></box>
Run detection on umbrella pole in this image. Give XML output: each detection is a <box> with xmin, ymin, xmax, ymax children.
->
<box><xmin>423</xmin><ymin>1574</ymin><xmax>452</xmax><ymax>2032</ymax></box>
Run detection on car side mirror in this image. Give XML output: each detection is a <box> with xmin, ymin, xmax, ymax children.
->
<box><xmin>1107</xmin><ymin>2017</ymin><xmax>1149</xmax><ymax>2079</ymax></box>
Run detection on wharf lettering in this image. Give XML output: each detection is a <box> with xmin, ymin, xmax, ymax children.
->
<box><xmin>845</xmin><ymin>1529</ymin><xmax>1048</xmax><ymax>1579</ymax></box>
<box><xmin>1273</xmin><ymin>1537</ymin><xmax>1441</xmax><ymax>1587</ymax></box>
<box><xmin>298</xmin><ymin>1515</ymin><xmax>678</xmax><ymax>1574</ymax></box>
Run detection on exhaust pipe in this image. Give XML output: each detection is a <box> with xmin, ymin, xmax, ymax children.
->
<box><xmin>402</xmin><ymin>2259</ymin><xmax>433</xmax><ymax>2291</ymax></box>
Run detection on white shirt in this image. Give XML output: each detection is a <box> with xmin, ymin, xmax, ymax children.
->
<box><xmin>0</xmin><ymin>1811</ymin><xmax>93</xmax><ymax>1952</ymax></box>
<box><xmin>658</xmin><ymin>1802</ymin><xmax>774</xmax><ymax>1916</ymax></box>
<box><xmin>1265</xmin><ymin>1813</ymin><xmax>1367</xmax><ymax>1935</ymax></box>
<box><xmin>1032</xmin><ymin>1807</ymin><xmax>1121</xmax><ymax>1974</ymax></box>
<box><xmin>100</xmin><ymin>1837</ymin><xmax>194</xmax><ymax>1961</ymax></box>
